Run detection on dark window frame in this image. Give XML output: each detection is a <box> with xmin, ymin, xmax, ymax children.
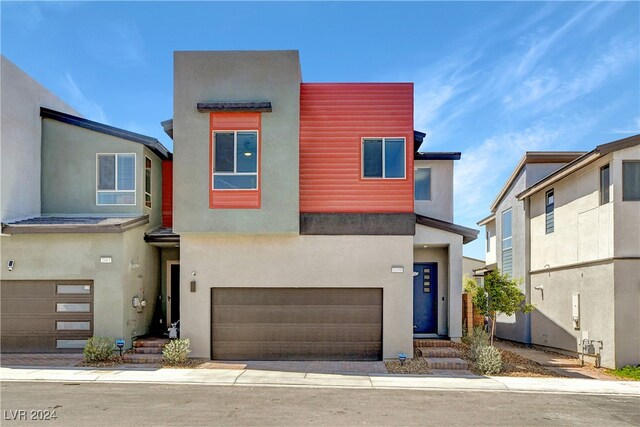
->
<box><xmin>545</xmin><ymin>189</ymin><xmax>554</xmax><ymax>234</ymax></box>
<box><xmin>622</xmin><ymin>161</ymin><xmax>640</xmax><ymax>201</ymax></box>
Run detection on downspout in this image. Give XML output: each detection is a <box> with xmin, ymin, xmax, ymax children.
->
<box><xmin>524</xmin><ymin>196</ymin><xmax>532</xmax><ymax>345</ymax></box>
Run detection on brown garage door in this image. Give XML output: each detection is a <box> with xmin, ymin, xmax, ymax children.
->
<box><xmin>211</xmin><ymin>288</ymin><xmax>382</xmax><ymax>361</ymax></box>
<box><xmin>1</xmin><ymin>280</ymin><xmax>93</xmax><ymax>353</ymax></box>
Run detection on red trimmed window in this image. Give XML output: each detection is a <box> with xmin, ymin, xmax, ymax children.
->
<box><xmin>209</xmin><ymin>113</ymin><xmax>261</xmax><ymax>209</ymax></box>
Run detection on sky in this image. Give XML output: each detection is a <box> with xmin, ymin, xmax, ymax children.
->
<box><xmin>2</xmin><ymin>1</ymin><xmax>639</xmax><ymax>259</ymax></box>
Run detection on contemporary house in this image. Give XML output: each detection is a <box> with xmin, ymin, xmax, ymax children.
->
<box><xmin>0</xmin><ymin>56</ymin><xmax>171</xmax><ymax>352</ymax></box>
<box><xmin>1</xmin><ymin>51</ymin><xmax>478</xmax><ymax>360</ymax></box>
<box><xmin>478</xmin><ymin>136</ymin><xmax>640</xmax><ymax>368</ymax></box>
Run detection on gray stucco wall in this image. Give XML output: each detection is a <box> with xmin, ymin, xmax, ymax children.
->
<box><xmin>414</xmin><ymin>160</ymin><xmax>454</xmax><ymax>222</ymax></box>
<box><xmin>614</xmin><ymin>259</ymin><xmax>640</xmax><ymax>368</ymax></box>
<box><xmin>0</xmin><ymin>226</ymin><xmax>160</xmax><ymax>348</ymax></box>
<box><xmin>179</xmin><ymin>234</ymin><xmax>414</xmax><ymax>359</ymax></box>
<box><xmin>172</xmin><ymin>50</ymin><xmax>301</xmax><ymax>234</ymax></box>
<box><xmin>0</xmin><ymin>56</ymin><xmax>80</xmax><ymax>222</ymax></box>
<box><xmin>40</xmin><ymin>119</ymin><xmax>163</xmax><ymax>227</ymax></box>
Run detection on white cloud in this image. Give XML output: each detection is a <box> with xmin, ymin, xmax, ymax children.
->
<box><xmin>611</xmin><ymin>117</ymin><xmax>640</xmax><ymax>135</ymax></box>
<box><xmin>62</xmin><ymin>73</ymin><xmax>108</xmax><ymax>123</ymax></box>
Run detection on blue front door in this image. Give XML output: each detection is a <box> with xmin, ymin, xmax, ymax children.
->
<box><xmin>413</xmin><ymin>263</ymin><xmax>438</xmax><ymax>334</ymax></box>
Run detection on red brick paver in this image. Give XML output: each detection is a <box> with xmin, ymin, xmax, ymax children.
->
<box><xmin>1</xmin><ymin>353</ymin><xmax>83</xmax><ymax>367</ymax></box>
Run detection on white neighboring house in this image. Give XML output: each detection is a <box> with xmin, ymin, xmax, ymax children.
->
<box><xmin>479</xmin><ymin>135</ymin><xmax>640</xmax><ymax>369</ymax></box>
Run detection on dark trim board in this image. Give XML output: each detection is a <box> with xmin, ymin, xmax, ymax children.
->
<box><xmin>300</xmin><ymin>213</ymin><xmax>416</xmax><ymax>235</ymax></box>
<box><xmin>415</xmin><ymin>214</ymin><xmax>478</xmax><ymax>244</ymax></box>
<box><xmin>197</xmin><ymin>102</ymin><xmax>272</xmax><ymax>113</ymax></box>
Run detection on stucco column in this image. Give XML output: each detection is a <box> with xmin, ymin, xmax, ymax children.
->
<box><xmin>448</xmin><ymin>239</ymin><xmax>463</xmax><ymax>340</ymax></box>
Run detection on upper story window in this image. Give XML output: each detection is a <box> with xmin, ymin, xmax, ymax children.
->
<box><xmin>144</xmin><ymin>156</ymin><xmax>152</xmax><ymax>208</ymax></box>
<box><xmin>600</xmin><ymin>164</ymin><xmax>610</xmax><ymax>205</ymax></box>
<box><xmin>486</xmin><ymin>230</ymin><xmax>490</xmax><ymax>252</ymax></box>
<box><xmin>212</xmin><ymin>131</ymin><xmax>258</xmax><ymax>190</ymax></box>
<box><xmin>96</xmin><ymin>153</ymin><xmax>135</xmax><ymax>205</ymax></box>
<box><xmin>502</xmin><ymin>209</ymin><xmax>512</xmax><ymax>276</ymax></box>
<box><xmin>362</xmin><ymin>137</ymin><xmax>406</xmax><ymax>179</ymax></box>
<box><xmin>622</xmin><ymin>161</ymin><xmax>640</xmax><ymax>201</ymax></box>
<box><xmin>545</xmin><ymin>189</ymin><xmax>554</xmax><ymax>234</ymax></box>
<box><xmin>414</xmin><ymin>168</ymin><xmax>431</xmax><ymax>200</ymax></box>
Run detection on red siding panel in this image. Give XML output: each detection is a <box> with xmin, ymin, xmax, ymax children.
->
<box><xmin>300</xmin><ymin>83</ymin><xmax>414</xmax><ymax>213</ymax></box>
<box><xmin>162</xmin><ymin>160</ymin><xmax>173</xmax><ymax>227</ymax></box>
<box><xmin>209</xmin><ymin>113</ymin><xmax>261</xmax><ymax>209</ymax></box>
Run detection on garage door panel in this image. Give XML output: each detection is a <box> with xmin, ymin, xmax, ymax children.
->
<box><xmin>1</xmin><ymin>280</ymin><xmax>93</xmax><ymax>353</ymax></box>
<box><xmin>212</xmin><ymin>342</ymin><xmax>382</xmax><ymax>361</ymax></box>
<box><xmin>211</xmin><ymin>288</ymin><xmax>382</xmax><ymax>361</ymax></box>
<box><xmin>212</xmin><ymin>305</ymin><xmax>382</xmax><ymax>324</ymax></box>
<box><xmin>212</xmin><ymin>323</ymin><xmax>381</xmax><ymax>342</ymax></box>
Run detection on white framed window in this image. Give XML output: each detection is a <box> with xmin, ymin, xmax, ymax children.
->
<box><xmin>212</xmin><ymin>131</ymin><xmax>258</xmax><ymax>190</ymax></box>
<box><xmin>502</xmin><ymin>208</ymin><xmax>513</xmax><ymax>276</ymax></box>
<box><xmin>362</xmin><ymin>137</ymin><xmax>406</xmax><ymax>179</ymax></box>
<box><xmin>145</xmin><ymin>156</ymin><xmax>152</xmax><ymax>208</ymax></box>
<box><xmin>96</xmin><ymin>153</ymin><xmax>136</xmax><ymax>205</ymax></box>
<box><xmin>414</xmin><ymin>167</ymin><xmax>431</xmax><ymax>200</ymax></box>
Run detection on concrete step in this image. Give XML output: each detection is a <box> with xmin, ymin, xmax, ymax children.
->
<box><xmin>133</xmin><ymin>347</ymin><xmax>164</xmax><ymax>355</ymax></box>
<box><xmin>122</xmin><ymin>354</ymin><xmax>163</xmax><ymax>364</ymax></box>
<box><xmin>419</xmin><ymin>347</ymin><xmax>462</xmax><ymax>358</ymax></box>
<box><xmin>424</xmin><ymin>357</ymin><xmax>469</xmax><ymax>370</ymax></box>
<box><xmin>133</xmin><ymin>338</ymin><xmax>170</xmax><ymax>348</ymax></box>
<box><xmin>414</xmin><ymin>339</ymin><xmax>453</xmax><ymax>348</ymax></box>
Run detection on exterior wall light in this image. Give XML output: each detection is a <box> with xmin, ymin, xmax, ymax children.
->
<box><xmin>190</xmin><ymin>271</ymin><xmax>197</xmax><ymax>292</ymax></box>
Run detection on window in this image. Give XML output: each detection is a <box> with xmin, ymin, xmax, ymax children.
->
<box><xmin>502</xmin><ymin>209</ymin><xmax>512</xmax><ymax>276</ymax></box>
<box><xmin>415</xmin><ymin>168</ymin><xmax>431</xmax><ymax>200</ymax></box>
<box><xmin>545</xmin><ymin>189</ymin><xmax>554</xmax><ymax>234</ymax></box>
<box><xmin>56</xmin><ymin>284</ymin><xmax>91</xmax><ymax>294</ymax></box>
<box><xmin>486</xmin><ymin>230</ymin><xmax>490</xmax><ymax>252</ymax></box>
<box><xmin>56</xmin><ymin>339</ymin><xmax>87</xmax><ymax>349</ymax></box>
<box><xmin>97</xmin><ymin>154</ymin><xmax>136</xmax><ymax>205</ymax></box>
<box><xmin>623</xmin><ymin>161</ymin><xmax>640</xmax><ymax>201</ymax></box>
<box><xmin>56</xmin><ymin>303</ymin><xmax>90</xmax><ymax>312</ymax></box>
<box><xmin>145</xmin><ymin>156</ymin><xmax>152</xmax><ymax>208</ymax></box>
<box><xmin>600</xmin><ymin>164</ymin><xmax>610</xmax><ymax>205</ymax></box>
<box><xmin>213</xmin><ymin>131</ymin><xmax>258</xmax><ymax>189</ymax></box>
<box><xmin>56</xmin><ymin>321</ymin><xmax>90</xmax><ymax>331</ymax></box>
<box><xmin>362</xmin><ymin>137</ymin><xmax>406</xmax><ymax>179</ymax></box>
<box><xmin>423</xmin><ymin>267</ymin><xmax>431</xmax><ymax>293</ymax></box>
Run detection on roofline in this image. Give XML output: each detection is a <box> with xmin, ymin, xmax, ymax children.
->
<box><xmin>415</xmin><ymin>152</ymin><xmax>461</xmax><ymax>161</ymax></box>
<box><xmin>415</xmin><ymin>214</ymin><xmax>479</xmax><ymax>244</ymax></box>
<box><xmin>477</xmin><ymin>213</ymin><xmax>496</xmax><ymax>226</ymax></box>
<box><xmin>41</xmin><ymin>107</ymin><xmax>171</xmax><ymax>160</ymax></box>
<box><xmin>489</xmin><ymin>151</ymin><xmax>585</xmax><ymax>212</ymax></box>
<box><xmin>517</xmin><ymin>134</ymin><xmax>640</xmax><ymax>200</ymax></box>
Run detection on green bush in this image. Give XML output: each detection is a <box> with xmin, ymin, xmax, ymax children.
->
<box><xmin>465</xmin><ymin>327</ymin><xmax>490</xmax><ymax>361</ymax></box>
<box><xmin>83</xmin><ymin>337</ymin><xmax>115</xmax><ymax>363</ymax></box>
<box><xmin>476</xmin><ymin>345</ymin><xmax>502</xmax><ymax>375</ymax></box>
<box><xmin>610</xmin><ymin>365</ymin><xmax>640</xmax><ymax>381</ymax></box>
<box><xmin>163</xmin><ymin>338</ymin><xmax>191</xmax><ymax>364</ymax></box>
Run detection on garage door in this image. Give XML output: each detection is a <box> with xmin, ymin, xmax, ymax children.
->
<box><xmin>1</xmin><ymin>280</ymin><xmax>93</xmax><ymax>353</ymax></box>
<box><xmin>211</xmin><ymin>288</ymin><xmax>382</xmax><ymax>360</ymax></box>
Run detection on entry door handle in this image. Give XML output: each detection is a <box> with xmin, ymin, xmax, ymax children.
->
<box><xmin>414</xmin><ymin>325</ymin><xmax>417</xmax><ymax>329</ymax></box>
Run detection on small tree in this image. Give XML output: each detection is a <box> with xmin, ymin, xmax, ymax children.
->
<box><xmin>473</xmin><ymin>269</ymin><xmax>534</xmax><ymax>345</ymax></box>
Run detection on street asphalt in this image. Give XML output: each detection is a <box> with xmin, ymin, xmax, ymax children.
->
<box><xmin>1</xmin><ymin>381</ymin><xmax>639</xmax><ymax>426</ymax></box>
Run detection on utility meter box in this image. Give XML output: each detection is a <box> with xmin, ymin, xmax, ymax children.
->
<box><xmin>572</xmin><ymin>294</ymin><xmax>580</xmax><ymax>330</ymax></box>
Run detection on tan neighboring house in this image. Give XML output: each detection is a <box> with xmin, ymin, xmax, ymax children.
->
<box><xmin>479</xmin><ymin>135</ymin><xmax>640</xmax><ymax>369</ymax></box>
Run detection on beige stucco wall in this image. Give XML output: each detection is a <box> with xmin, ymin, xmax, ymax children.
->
<box><xmin>0</xmin><ymin>56</ymin><xmax>80</xmax><ymax>222</ymax></box>
<box><xmin>179</xmin><ymin>234</ymin><xmax>414</xmax><ymax>359</ymax></box>
<box><xmin>530</xmin><ymin>262</ymin><xmax>617</xmax><ymax>368</ymax></box>
<box><xmin>614</xmin><ymin>259</ymin><xmax>640</xmax><ymax>368</ymax></box>
<box><xmin>414</xmin><ymin>225</ymin><xmax>463</xmax><ymax>339</ymax></box>
<box><xmin>414</xmin><ymin>159</ymin><xmax>454</xmax><ymax>222</ymax></box>
<box><xmin>0</xmin><ymin>226</ymin><xmax>159</xmax><ymax>348</ymax></box>
<box><xmin>612</xmin><ymin>146</ymin><xmax>640</xmax><ymax>258</ymax></box>
<box><xmin>530</xmin><ymin>155</ymin><xmax>614</xmax><ymax>270</ymax></box>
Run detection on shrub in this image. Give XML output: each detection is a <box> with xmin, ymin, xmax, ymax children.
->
<box><xmin>466</xmin><ymin>327</ymin><xmax>490</xmax><ymax>361</ymax></box>
<box><xmin>83</xmin><ymin>337</ymin><xmax>115</xmax><ymax>363</ymax></box>
<box><xmin>163</xmin><ymin>338</ymin><xmax>191</xmax><ymax>364</ymax></box>
<box><xmin>476</xmin><ymin>345</ymin><xmax>502</xmax><ymax>375</ymax></box>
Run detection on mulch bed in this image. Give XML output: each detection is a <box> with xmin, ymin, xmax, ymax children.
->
<box><xmin>162</xmin><ymin>358</ymin><xmax>207</xmax><ymax>369</ymax></box>
<box><xmin>76</xmin><ymin>356</ymin><xmax>125</xmax><ymax>368</ymax></box>
<box><xmin>385</xmin><ymin>347</ymin><xmax>431</xmax><ymax>374</ymax></box>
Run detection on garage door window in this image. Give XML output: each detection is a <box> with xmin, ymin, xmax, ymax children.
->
<box><xmin>56</xmin><ymin>284</ymin><xmax>91</xmax><ymax>294</ymax></box>
<box><xmin>56</xmin><ymin>321</ymin><xmax>91</xmax><ymax>331</ymax></box>
<box><xmin>56</xmin><ymin>339</ymin><xmax>87</xmax><ymax>349</ymax></box>
<box><xmin>56</xmin><ymin>303</ymin><xmax>90</xmax><ymax>312</ymax></box>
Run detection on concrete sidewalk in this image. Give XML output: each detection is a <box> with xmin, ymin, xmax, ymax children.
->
<box><xmin>2</xmin><ymin>366</ymin><xmax>639</xmax><ymax>396</ymax></box>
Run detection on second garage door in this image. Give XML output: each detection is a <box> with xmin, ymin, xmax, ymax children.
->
<box><xmin>211</xmin><ymin>288</ymin><xmax>382</xmax><ymax>360</ymax></box>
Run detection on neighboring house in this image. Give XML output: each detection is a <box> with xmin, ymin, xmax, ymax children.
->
<box><xmin>479</xmin><ymin>136</ymin><xmax>640</xmax><ymax>368</ymax></box>
<box><xmin>477</xmin><ymin>152</ymin><xmax>585</xmax><ymax>344</ymax></box>
<box><xmin>1</xmin><ymin>51</ymin><xmax>478</xmax><ymax>360</ymax></box>
<box><xmin>463</xmin><ymin>256</ymin><xmax>485</xmax><ymax>285</ymax></box>
<box><xmin>0</xmin><ymin>56</ymin><xmax>171</xmax><ymax>352</ymax></box>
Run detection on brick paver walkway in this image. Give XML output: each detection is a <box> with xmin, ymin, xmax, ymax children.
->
<box><xmin>1</xmin><ymin>353</ymin><xmax>83</xmax><ymax>367</ymax></box>
<box><xmin>198</xmin><ymin>360</ymin><xmax>388</xmax><ymax>375</ymax></box>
